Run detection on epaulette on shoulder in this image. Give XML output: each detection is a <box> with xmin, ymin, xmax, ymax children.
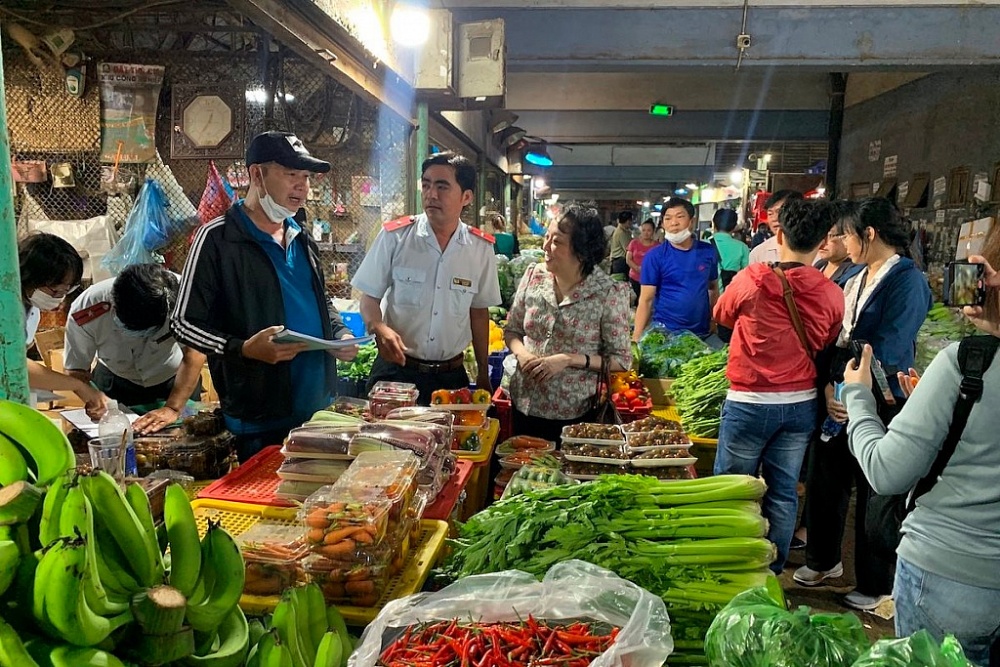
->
<box><xmin>469</xmin><ymin>226</ymin><xmax>495</xmax><ymax>243</ymax></box>
<box><xmin>382</xmin><ymin>216</ymin><xmax>416</xmax><ymax>232</ymax></box>
<box><xmin>71</xmin><ymin>301</ymin><xmax>111</xmax><ymax>326</ymax></box>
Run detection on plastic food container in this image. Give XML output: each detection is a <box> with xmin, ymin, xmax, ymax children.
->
<box><xmin>495</xmin><ymin>436</ymin><xmax>556</xmax><ymax>457</ymax></box>
<box><xmin>236</xmin><ymin>522</ymin><xmax>309</xmax><ymax>596</ymax></box>
<box><xmin>560</xmin><ymin>423</ymin><xmax>625</xmax><ymax>444</ymax></box>
<box><xmin>369</xmin><ymin>382</ymin><xmax>419</xmax><ymax>419</ymax></box>
<box><xmin>300</xmin><ymin>486</ymin><xmax>393</xmax><ymax>556</ymax></box>
<box><xmin>334</xmin><ymin>451</ymin><xmax>420</xmax><ymax>526</ymax></box>
<box><xmin>328</xmin><ymin>396</ymin><xmax>371</xmax><ymax>420</ymax></box>
<box><xmin>563</xmin><ymin>460</ymin><xmax>629</xmax><ymax>479</ymax></box>
<box><xmin>432</xmin><ymin>405</ymin><xmax>488</xmax><ymax>428</ymax></box>
<box><xmin>276</xmin><ymin>457</ymin><xmax>352</xmax><ymax>483</ymax></box>
<box><xmin>620</xmin><ymin>416</ymin><xmax>683</xmax><ymax>433</ymax></box>
<box><xmin>451</xmin><ymin>423</ymin><xmax>489</xmax><ymax>453</ymax></box>
<box><xmin>302</xmin><ymin>550</ymin><xmax>391</xmax><ymax>608</ymax></box>
<box><xmin>275</xmin><ymin>479</ymin><xmax>325</xmax><ymax>503</ymax></box>
<box><xmin>639</xmin><ymin>466</ymin><xmax>696</xmax><ymax>481</ymax></box>
<box><xmin>624</xmin><ymin>430</ymin><xmax>693</xmax><ymax>451</ymax></box>
<box><xmin>283</xmin><ymin>425</ymin><xmax>359</xmax><ymax>457</ymax></box>
<box><xmin>349</xmin><ymin>422</ymin><xmax>443</xmax><ymax>460</ymax></box>
<box><xmin>133</xmin><ymin>435</ymin><xmax>234</xmax><ymax>480</ymax></box>
<box><xmin>499</xmin><ymin>450</ymin><xmax>557</xmax><ymax>470</ymax></box>
<box><xmin>501</xmin><ymin>466</ymin><xmax>580</xmax><ymax>500</ymax></box>
<box><xmin>629</xmin><ymin>448</ymin><xmax>697</xmax><ymax>467</ymax></box>
<box><xmin>562</xmin><ymin>442</ymin><xmax>629</xmax><ymax>464</ymax></box>
<box><xmin>385</xmin><ymin>407</ymin><xmax>455</xmax><ymax>436</ymax></box>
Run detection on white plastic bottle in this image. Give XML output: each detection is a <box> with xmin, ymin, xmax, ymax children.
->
<box><xmin>98</xmin><ymin>400</ymin><xmax>137</xmax><ymax>476</ymax></box>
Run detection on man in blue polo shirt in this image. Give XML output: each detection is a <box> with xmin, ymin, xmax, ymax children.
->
<box><xmin>174</xmin><ymin>132</ymin><xmax>358</xmax><ymax>460</ymax></box>
<box><xmin>632</xmin><ymin>197</ymin><xmax>719</xmax><ymax>341</ymax></box>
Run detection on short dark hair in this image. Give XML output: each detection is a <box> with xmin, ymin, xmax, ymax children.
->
<box><xmin>641</xmin><ymin>218</ymin><xmax>656</xmax><ymax>230</ymax></box>
<box><xmin>713</xmin><ymin>209</ymin><xmax>738</xmax><ymax>232</ymax></box>
<box><xmin>662</xmin><ymin>197</ymin><xmax>696</xmax><ymax>219</ymax></box>
<box><xmin>112</xmin><ymin>264</ymin><xmax>178</xmax><ymax>331</ymax></box>
<box><xmin>847</xmin><ymin>197</ymin><xmax>911</xmax><ymax>256</ymax></box>
<box><xmin>617</xmin><ymin>210</ymin><xmax>634</xmax><ymax>224</ymax></box>
<box><xmin>765</xmin><ymin>189</ymin><xmax>804</xmax><ymax>210</ymax></box>
<box><xmin>18</xmin><ymin>233</ymin><xmax>83</xmax><ymax>298</ymax></box>
<box><xmin>779</xmin><ymin>200</ymin><xmax>835</xmax><ymax>252</ymax></box>
<box><xmin>558</xmin><ymin>204</ymin><xmax>607</xmax><ymax>277</ymax></box>
<box><xmin>829</xmin><ymin>199</ymin><xmax>858</xmax><ymax>235</ymax></box>
<box><xmin>421</xmin><ymin>151</ymin><xmax>476</xmax><ymax>193</ymax></box>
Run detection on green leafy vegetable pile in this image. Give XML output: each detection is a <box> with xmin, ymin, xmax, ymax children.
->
<box><xmin>438</xmin><ymin>474</ymin><xmax>779</xmax><ymax>665</ymax></box>
<box><xmin>638</xmin><ymin>327</ymin><xmax>712</xmax><ymax>378</ymax></box>
<box><xmin>670</xmin><ymin>348</ymin><xmax>730</xmax><ymax>438</ymax></box>
<box><xmin>915</xmin><ymin>303</ymin><xmax>975</xmax><ymax>372</ymax></box>
<box><xmin>337</xmin><ymin>341</ymin><xmax>378</xmax><ymax>380</ymax></box>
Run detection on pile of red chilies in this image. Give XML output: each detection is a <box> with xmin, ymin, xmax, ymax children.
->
<box><xmin>378</xmin><ymin>617</ymin><xmax>620</xmax><ymax>667</ymax></box>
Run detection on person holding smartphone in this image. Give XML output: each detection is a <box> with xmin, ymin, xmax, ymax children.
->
<box><xmin>794</xmin><ymin>197</ymin><xmax>932</xmax><ymax>612</ymax></box>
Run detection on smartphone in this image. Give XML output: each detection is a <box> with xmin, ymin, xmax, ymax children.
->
<box><xmin>851</xmin><ymin>339</ymin><xmax>896</xmax><ymax>405</ymax></box>
<box><xmin>943</xmin><ymin>260</ymin><xmax>986</xmax><ymax>307</ymax></box>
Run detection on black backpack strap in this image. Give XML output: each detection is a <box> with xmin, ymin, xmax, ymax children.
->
<box><xmin>907</xmin><ymin>335</ymin><xmax>1000</xmax><ymax>511</ymax></box>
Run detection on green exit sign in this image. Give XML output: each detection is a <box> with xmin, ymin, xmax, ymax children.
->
<box><xmin>649</xmin><ymin>104</ymin><xmax>674</xmax><ymax>117</ymax></box>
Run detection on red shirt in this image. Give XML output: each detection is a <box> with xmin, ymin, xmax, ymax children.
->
<box><xmin>714</xmin><ymin>263</ymin><xmax>845</xmax><ymax>393</ymax></box>
<box><xmin>627</xmin><ymin>238</ymin><xmax>660</xmax><ymax>281</ymax></box>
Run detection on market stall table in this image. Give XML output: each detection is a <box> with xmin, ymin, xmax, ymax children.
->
<box><xmin>455</xmin><ymin>417</ymin><xmax>499</xmax><ymax>520</ymax></box>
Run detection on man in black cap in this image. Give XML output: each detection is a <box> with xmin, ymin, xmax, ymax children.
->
<box><xmin>172</xmin><ymin>131</ymin><xmax>358</xmax><ymax>461</ymax></box>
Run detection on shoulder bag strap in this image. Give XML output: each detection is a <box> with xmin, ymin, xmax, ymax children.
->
<box><xmin>772</xmin><ymin>265</ymin><xmax>812</xmax><ymax>357</ymax></box>
<box><xmin>907</xmin><ymin>335</ymin><xmax>1000</xmax><ymax>511</ymax></box>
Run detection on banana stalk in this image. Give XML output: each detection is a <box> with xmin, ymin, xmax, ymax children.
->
<box><xmin>131</xmin><ymin>585</ymin><xmax>188</xmax><ymax>636</ymax></box>
<box><xmin>0</xmin><ymin>481</ymin><xmax>44</xmax><ymax>526</ymax></box>
<box><xmin>130</xmin><ymin>627</ymin><xmax>197</xmax><ymax>666</ymax></box>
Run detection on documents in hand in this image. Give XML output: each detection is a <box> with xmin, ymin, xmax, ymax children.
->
<box><xmin>61</xmin><ymin>407</ymin><xmax>139</xmax><ymax>437</ymax></box>
<box><xmin>272</xmin><ymin>329</ymin><xmax>374</xmax><ymax>352</ymax></box>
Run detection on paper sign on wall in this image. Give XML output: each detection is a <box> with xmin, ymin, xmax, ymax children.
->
<box><xmin>935</xmin><ymin>210</ymin><xmax>946</xmax><ymax>224</ymax></box>
<box><xmin>897</xmin><ymin>181</ymin><xmax>909</xmax><ymax>203</ymax></box>
<box><xmin>883</xmin><ymin>155</ymin><xmax>898</xmax><ymax>178</ymax></box>
<box><xmin>933</xmin><ymin>177</ymin><xmax>947</xmax><ymax>197</ymax></box>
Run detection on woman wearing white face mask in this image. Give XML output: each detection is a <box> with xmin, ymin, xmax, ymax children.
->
<box><xmin>19</xmin><ymin>234</ymin><xmax>107</xmax><ymax>419</ymax></box>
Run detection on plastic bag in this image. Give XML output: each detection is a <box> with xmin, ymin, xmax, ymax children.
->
<box><xmin>850</xmin><ymin>630</ymin><xmax>975</xmax><ymax>667</ymax></box>
<box><xmin>350</xmin><ymin>560</ymin><xmax>673</xmax><ymax>667</ymax></box>
<box><xmin>637</xmin><ymin>325</ymin><xmax>712</xmax><ymax>378</ymax></box>
<box><xmin>101</xmin><ymin>179</ymin><xmax>166</xmax><ymax>275</ymax></box>
<box><xmin>704</xmin><ymin>587</ymin><xmax>870</xmax><ymax>667</ymax></box>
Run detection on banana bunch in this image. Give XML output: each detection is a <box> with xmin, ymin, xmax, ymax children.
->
<box><xmin>0</xmin><ymin>615</ymin><xmax>128</xmax><ymax>667</ymax></box>
<box><xmin>0</xmin><ymin>399</ymin><xmax>76</xmax><ymax>488</ymax></box>
<box><xmin>247</xmin><ymin>584</ymin><xmax>351</xmax><ymax>667</ymax></box>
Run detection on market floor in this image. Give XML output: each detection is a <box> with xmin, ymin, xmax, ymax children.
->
<box><xmin>780</xmin><ymin>492</ymin><xmax>896</xmax><ymax>644</ymax></box>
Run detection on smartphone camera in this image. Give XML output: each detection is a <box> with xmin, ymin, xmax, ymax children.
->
<box><xmin>943</xmin><ymin>261</ymin><xmax>986</xmax><ymax>307</ymax></box>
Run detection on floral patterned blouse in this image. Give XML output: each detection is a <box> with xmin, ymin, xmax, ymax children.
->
<box><xmin>506</xmin><ymin>263</ymin><xmax>632</xmax><ymax>420</ymax></box>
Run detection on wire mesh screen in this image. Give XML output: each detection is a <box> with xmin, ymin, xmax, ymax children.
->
<box><xmin>6</xmin><ymin>49</ymin><xmax>411</xmax><ymax>301</ymax></box>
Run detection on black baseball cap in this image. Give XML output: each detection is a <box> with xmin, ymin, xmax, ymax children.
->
<box><xmin>246</xmin><ymin>131</ymin><xmax>330</xmax><ymax>173</ymax></box>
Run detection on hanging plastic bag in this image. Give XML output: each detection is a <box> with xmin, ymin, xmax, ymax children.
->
<box><xmin>350</xmin><ymin>560</ymin><xmax>673</xmax><ymax>667</ymax></box>
<box><xmin>102</xmin><ymin>179</ymin><xmax>165</xmax><ymax>276</ymax></box>
<box><xmin>196</xmin><ymin>160</ymin><xmax>235</xmax><ymax>225</ymax></box>
<box><xmin>134</xmin><ymin>178</ymin><xmax>182</xmax><ymax>251</ymax></box>
<box><xmin>704</xmin><ymin>587</ymin><xmax>871</xmax><ymax>667</ymax></box>
<box><xmin>850</xmin><ymin>630</ymin><xmax>975</xmax><ymax>667</ymax></box>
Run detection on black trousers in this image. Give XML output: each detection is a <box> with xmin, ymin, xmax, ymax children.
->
<box><xmin>92</xmin><ymin>363</ymin><xmax>202</xmax><ymax>407</ymax></box>
<box><xmin>366</xmin><ymin>356</ymin><xmax>471</xmax><ymax>406</ymax></box>
<box><xmin>804</xmin><ymin>430</ymin><xmax>895</xmax><ymax>596</ymax></box>
<box><xmin>610</xmin><ymin>257</ymin><xmax>628</xmax><ymax>276</ymax></box>
<box><xmin>511</xmin><ymin>406</ymin><xmax>599</xmax><ymax>446</ymax></box>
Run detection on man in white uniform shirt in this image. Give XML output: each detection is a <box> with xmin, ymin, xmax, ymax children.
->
<box><xmin>748</xmin><ymin>190</ymin><xmax>804</xmax><ymax>265</ymax></box>
<box><xmin>352</xmin><ymin>152</ymin><xmax>502</xmax><ymax>403</ymax></box>
<box><xmin>65</xmin><ymin>263</ymin><xmax>206</xmax><ymax>434</ymax></box>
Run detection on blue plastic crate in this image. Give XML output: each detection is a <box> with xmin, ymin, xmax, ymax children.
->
<box><xmin>340</xmin><ymin>311</ymin><xmax>366</xmax><ymax>337</ymax></box>
<box><xmin>488</xmin><ymin>351</ymin><xmax>509</xmax><ymax>388</ymax></box>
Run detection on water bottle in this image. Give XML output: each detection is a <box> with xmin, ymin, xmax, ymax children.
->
<box><xmin>819</xmin><ymin>382</ymin><xmax>845</xmax><ymax>442</ymax></box>
<box><xmin>98</xmin><ymin>400</ymin><xmax>137</xmax><ymax>477</ymax></box>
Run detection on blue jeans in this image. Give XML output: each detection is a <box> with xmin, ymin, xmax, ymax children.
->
<box><xmin>714</xmin><ymin>398</ymin><xmax>817</xmax><ymax>573</ymax></box>
<box><xmin>895</xmin><ymin>557</ymin><xmax>1000</xmax><ymax>666</ymax></box>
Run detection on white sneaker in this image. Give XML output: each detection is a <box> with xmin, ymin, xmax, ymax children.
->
<box><xmin>843</xmin><ymin>591</ymin><xmax>892</xmax><ymax>611</ymax></box>
<box><xmin>793</xmin><ymin>562</ymin><xmax>844</xmax><ymax>586</ymax></box>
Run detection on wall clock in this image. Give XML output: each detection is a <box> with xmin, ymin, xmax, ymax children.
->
<box><xmin>171</xmin><ymin>86</ymin><xmax>245</xmax><ymax>159</ymax></box>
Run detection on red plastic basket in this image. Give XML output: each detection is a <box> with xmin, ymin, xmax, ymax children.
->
<box><xmin>423</xmin><ymin>458</ymin><xmax>473</xmax><ymax>521</ymax></box>
<box><xmin>615</xmin><ymin>398</ymin><xmax>654</xmax><ymax>424</ymax></box>
<box><xmin>492</xmin><ymin>387</ymin><xmax>512</xmax><ymax>445</ymax></box>
<box><xmin>196</xmin><ymin>445</ymin><xmax>293</xmax><ymax>507</ymax></box>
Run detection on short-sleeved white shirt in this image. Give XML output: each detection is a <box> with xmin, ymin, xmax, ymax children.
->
<box><xmin>24</xmin><ymin>306</ymin><xmax>40</xmax><ymax>345</ymax></box>
<box><xmin>351</xmin><ymin>214</ymin><xmax>501</xmax><ymax>361</ymax></box>
<box><xmin>64</xmin><ymin>278</ymin><xmax>184</xmax><ymax>387</ymax></box>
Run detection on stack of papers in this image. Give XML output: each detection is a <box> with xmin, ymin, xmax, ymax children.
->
<box><xmin>60</xmin><ymin>408</ymin><xmax>140</xmax><ymax>438</ymax></box>
<box><xmin>272</xmin><ymin>330</ymin><xmax>374</xmax><ymax>352</ymax></box>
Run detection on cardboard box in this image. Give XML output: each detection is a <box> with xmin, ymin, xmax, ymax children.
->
<box><xmin>643</xmin><ymin>378</ymin><xmax>674</xmax><ymax>406</ymax></box>
<box><xmin>956</xmin><ymin>217</ymin><xmax>995</xmax><ymax>260</ymax></box>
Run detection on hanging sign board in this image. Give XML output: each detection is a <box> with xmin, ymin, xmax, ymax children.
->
<box><xmin>98</xmin><ymin>63</ymin><xmax>165</xmax><ymax>164</ymax></box>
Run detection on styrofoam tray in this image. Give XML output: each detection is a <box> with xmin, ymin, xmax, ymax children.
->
<box><xmin>432</xmin><ymin>404</ymin><xmax>491</xmax><ymax>411</ymax></box>
<box><xmin>626</xmin><ymin>444</ymin><xmax>693</xmax><ymax>453</ymax></box>
<box><xmin>275</xmin><ymin>470</ymin><xmax>348</xmax><ymax>483</ymax></box>
<box><xmin>629</xmin><ymin>457</ymin><xmax>698</xmax><ymax>468</ymax></box>
<box><xmin>564</xmin><ymin>454</ymin><xmax>631</xmax><ymax>465</ymax></box>
<box><xmin>566</xmin><ymin>473</ymin><xmax>602</xmax><ymax>481</ymax></box>
<box><xmin>560</xmin><ymin>436</ymin><xmax>626</xmax><ymax>446</ymax></box>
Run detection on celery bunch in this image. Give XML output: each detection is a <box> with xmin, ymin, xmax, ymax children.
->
<box><xmin>439</xmin><ymin>474</ymin><xmax>779</xmax><ymax>664</ymax></box>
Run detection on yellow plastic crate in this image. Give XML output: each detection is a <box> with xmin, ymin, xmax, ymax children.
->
<box><xmin>186</xmin><ymin>480</ymin><xmax>213</xmax><ymax>500</ymax></box>
<box><xmin>454</xmin><ymin>417</ymin><xmax>500</xmax><ymax>464</ymax></box>
<box><xmin>653</xmin><ymin>407</ymin><xmax>718</xmax><ymax>447</ymax></box>
<box><xmin>189</xmin><ymin>499</ymin><xmax>449</xmax><ymax>625</ymax></box>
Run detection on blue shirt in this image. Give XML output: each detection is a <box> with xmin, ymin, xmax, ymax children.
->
<box><xmin>641</xmin><ymin>240</ymin><xmax>719</xmax><ymax>336</ymax></box>
<box><xmin>225</xmin><ymin>203</ymin><xmax>329</xmax><ymax>435</ymax></box>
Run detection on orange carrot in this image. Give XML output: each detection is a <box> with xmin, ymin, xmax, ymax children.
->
<box><xmin>324</xmin><ymin>526</ymin><xmax>361</xmax><ymax>545</ymax></box>
<box><xmin>317</xmin><ymin>540</ymin><xmax>356</xmax><ymax>558</ymax></box>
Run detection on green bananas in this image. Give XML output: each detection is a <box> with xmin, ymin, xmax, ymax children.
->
<box><xmin>0</xmin><ymin>399</ymin><xmax>75</xmax><ymax>486</ymax></box>
<box><xmin>185</xmin><ymin>520</ymin><xmax>245</xmax><ymax>633</ymax></box>
<box><xmin>0</xmin><ymin>616</ymin><xmax>39</xmax><ymax>667</ymax></box>
<box><xmin>25</xmin><ymin>637</ymin><xmax>128</xmax><ymax>667</ymax></box>
<box><xmin>0</xmin><ymin>526</ymin><xmax>23</xmax><ymax>597</ymax></box>
<box><xmin>265</xmin><ymin>584</ymin><xmax>350</xmax><ymax>667</ymax></box>
<box><xmin>164</xmin><ymin>482</ymin><xmax>202</xmax><ymax>597</ymax></box>
<box><xmin>0</xmin><ymin>432</ymin><xmax>29</xmax><ymax>486</ymax></box>
<box><xmin>179</xmin><ymin>606</ymin><xmax>249</xmax><ymax>667</ymax></box>
<box><xmin>250</xmin><ymin>630</ymin><xmax>293</xmax><ymax>667</ymax></box>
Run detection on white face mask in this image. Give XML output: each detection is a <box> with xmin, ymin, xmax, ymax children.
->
<box><xmin>258</xmin><ymin>181</ymin><xmax>296</xmax><ymax>223</ymax></box>
<box><xmin>28</xmin><ymin>289</ymin><xmax>65</xmax><ymax>311</ymax></box>
<box><xmin>664</xmin><ymin>229</ymin><xmax>693</xmax><ymax>245</ymax></box>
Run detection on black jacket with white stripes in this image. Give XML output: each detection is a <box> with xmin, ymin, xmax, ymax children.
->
<box><xmin>171</xmin><ymin>206</ymin><xmax>350</xmax><ymax>423</ymax></box>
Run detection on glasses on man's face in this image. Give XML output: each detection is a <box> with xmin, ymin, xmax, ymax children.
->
<box><xmin>42</xmin><ymin>284</ymin><xmax>79</xmax><ymax>299</ymax></box>
<box><xmin>827</xmin><ymin>233</ymin><xmax>846</xmax><ymax>241</ymax></box>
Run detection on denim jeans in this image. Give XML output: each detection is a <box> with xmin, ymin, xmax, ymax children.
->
<box><xmin>714</xmin><ymin>398</ymin><xmax>817</xmax><ymax>573</ymax></box>
<box><xmin>895</xmin><ymin>557</ymin><xmax>1000</xmax><ymax>666</ymax></box>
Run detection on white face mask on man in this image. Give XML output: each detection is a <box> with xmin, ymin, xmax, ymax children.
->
<box><xmin>664</xmin><ymin>229</ymin><xmax>693</xmax><ymax>245</ymax></box>
<box><xmin>258</xmin><ymin>180</ymin><xmax>296</xmax><ymax>223</ymax></box>
<box><xmin>28</xmin><ymin>290</ymin><xmax>65</xmax><ymax>311</ymax></box>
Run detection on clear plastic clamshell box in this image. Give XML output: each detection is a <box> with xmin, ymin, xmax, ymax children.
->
<box><xmin>369</xmin><ymin>381</ymin><xmax>419</xmax><ymax>419</ymax></box>
<box><xmin>349</xmin><ymin>422</ymin><xmax>443</xmax><ymax>460</ymax></box>
<box><xmin>300</xmin><ymin>485</ymin><xmax>393</xmax><ymax>555</ymax></box>
<box><xmin>236</xmin><ymin>521</ymin><xmax>309</xmax><ymax>597</ymax></box>
<box><xmin>283</xmin><ymin>424</ymin><xmax>359</xmax><ymax>457</ymax></box>
<box><xmin>564</xmin><ymin>460</ymin><xmax>630</xmax><ymax>478</ymax></box>
<box><xmin>619</xmin><ymin>416</ymin><xmax>683</xmax><ymax>433</ymax></box>
<box><xmin>302</xmin><ymin>548</ymin><xmax>391</xmax><ymax>608</ymax></box>
<box><xmin>334</xmin><ymin>450</ymin><xmax>421</xmax><ymax>525</ymax></box>
<box><xmin>276</xmin><ymin>457</ymin><xmax>352</xmax><ymax>483</ymax></box>
<box><xmin>562</xmin><ymin>442</ymin><xmax>630</xmax><ymax>464</ymax></box>
<box><xmin>495</xmin><ymin>436</ymin><xmax>556</xmax><ymax>457</ymax></box>
<box><xmin>328</xmin><ymin>396</ymin><xmax>370</xmax><ymax>419</ymax></box>
<box><xmin>275</xmin><ymin>478</ymin><xmax>325</xmax><ymax>504</ymax></box>
<box><xmin>624</xmin><ymin>429</ymin><xmax>693</xmax><ymax>452</ymax></box>
<box><xmin>560</xmin><ymin>423</ymin><xmax>625</xmax><ymax>445</ymax></box>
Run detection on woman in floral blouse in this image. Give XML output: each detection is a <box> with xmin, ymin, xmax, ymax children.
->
<box><xmin>504</xmin><ymin>204</ymin><xmax>632</xmax><ymax>443</ymax></box>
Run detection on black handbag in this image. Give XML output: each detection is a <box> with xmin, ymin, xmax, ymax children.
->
<box><xmin>590</xmin><ymin>354</ymin><xmax>621</xmax><ymax>425</ymax></box>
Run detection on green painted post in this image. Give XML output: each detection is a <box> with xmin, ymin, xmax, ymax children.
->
<box><xmin>0</xmin><ymin>36</ymin><xmax>30</xmax><ymax>403</ymax></box>
<box><xmin>413</xmin><ymin>102</ymin><xmax>428</xmax><ymax>214</ymax></box>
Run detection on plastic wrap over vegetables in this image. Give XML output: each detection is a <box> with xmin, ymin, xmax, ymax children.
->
<box><xmin>850</xmin><ymin>630</ymin><xmax>975</xmax><ymax>667</ymax></box>
<box><xmin>349</xmin><ymin>560</ymin><xmax>673</xmax><ymax>667</ymax></box>
<box><xmin>704</xmin><ymin>587</ymin><xmax>870</xmax><ymax>667</ymax></box>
